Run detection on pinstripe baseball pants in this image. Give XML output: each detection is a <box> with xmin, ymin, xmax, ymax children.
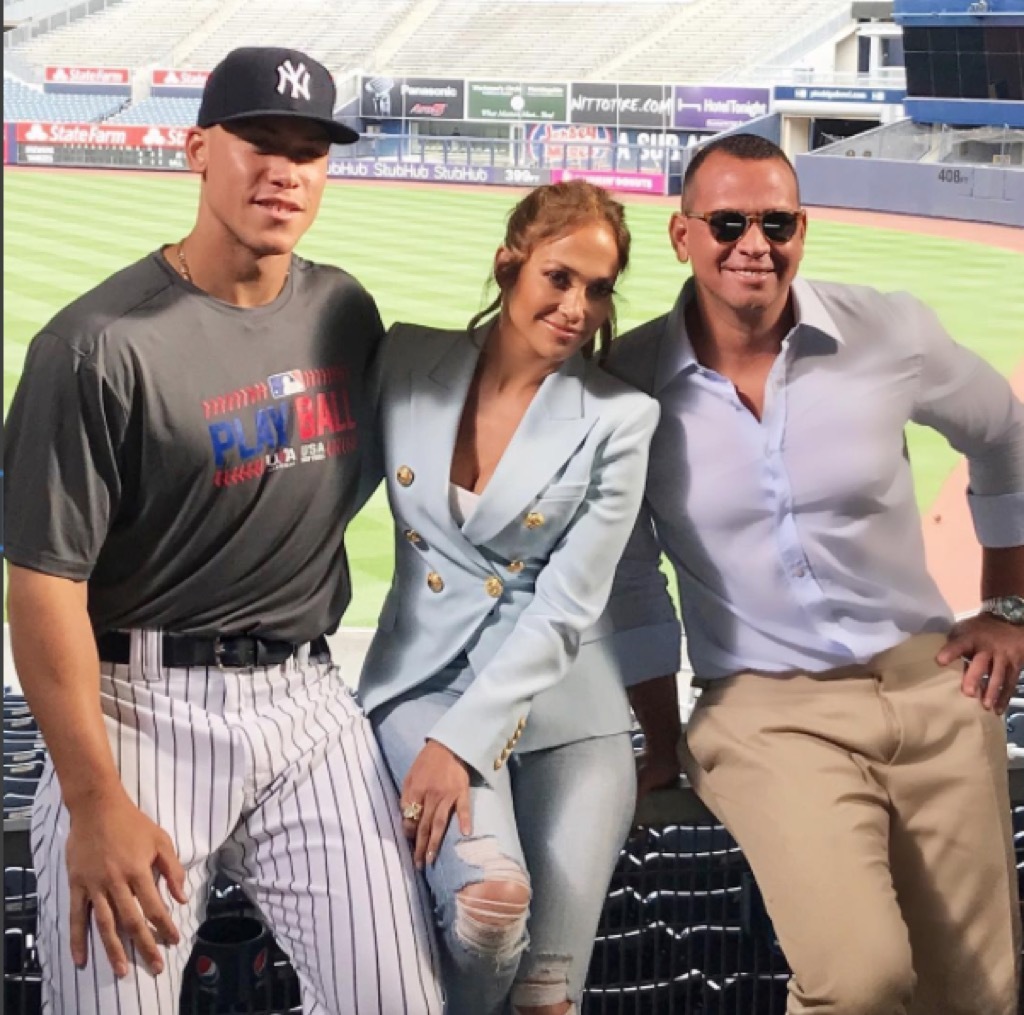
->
<box><xmin>31</xmin><ymin>631</ymin><xmax>443</xmax><ymax>1015</ymax></box>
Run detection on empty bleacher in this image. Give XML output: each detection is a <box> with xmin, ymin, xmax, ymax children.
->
<box><xmin>8</xmin><ymin>0</ymin><xmax>415</xmax><ymax>78</ymax></box>
<box><xmin>377</xmin><ymin>0</ymin><xmax>687</xmax><ymax>81</ymax></box>
<box><xmin>11</xmin><ymin>0</ymin><xmax>224</xmax><ymax>75</ymax></box>
<box><xmin>106</xmin><ymin>95</ymin><xmax>200</xmax><ymax>126</ymax></box>
<box><xmin>8</xmin><ymin>0</ymin><xmax>854</xmax><ymax>89</ymax></box>
<box><xmin>607</xmin><ymin>0</ymin><xmax>853</xmax><ymax>83</ymax></box>
<box><xmin>2</xmin><ymin>74</ymin><xmax>125</xmax><ymax>122</ymax></box>
<box><xmin>179</xmin><ymin>0</ymin><xmax>415</xmax><ymax>75</ymax></box>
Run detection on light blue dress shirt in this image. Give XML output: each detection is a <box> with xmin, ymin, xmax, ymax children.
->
<box><xmin>602</xmin><ymin>277</ymin><xmax>1024</xmax><ymax>682</ymax></box>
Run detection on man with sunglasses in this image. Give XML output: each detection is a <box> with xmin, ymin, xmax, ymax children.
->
<box><xmin>602</xmin><ymin>133</ymin><xmax>1023</xmax><ymax>1013</ymax></box>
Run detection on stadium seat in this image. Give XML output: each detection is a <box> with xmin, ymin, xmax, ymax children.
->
<box><xmin>2</xmin><ymin>795</ymin><xmax>35</xmax><ymax>819</ymax></box>
<box><xmin>4</xmin><ymin>928</ymin><xmax>27</xmax><ymax>975</ymax></box>
<box><xmin>584</xmin><ymin>970</ymin><xmax>706</xmax><ymax>1015</ymax></box>
<box><xmin>1006</xmin><ymin>714</ymin><xmax>1024</xmax><ymax>749</ymax></box>
<box><xmin>3</xmin><ymin>780</ymin><xmax>39</xmax><ymax>800</ymax></box>
<box><xmin>3</xmin><ymin>761</ymin><xmax>45</xmax><ymax>782</ymax></box>
<box><xmin>3</xmin><ymin>973</ymin><xmax>42</xmax><ymax>1015</ymax></box>
<box><xmin>703</xmin><ymin>971</ymin><xmax>791</xmax><ymax>1015</ymax></box>
<box><xmin>597</xmin><ymin>886</ymin><xmax>644</xmax><ymax>932</ymax></box>
<box><xmin>640</xmin><ymin>885</ymin><xmax>746</xmax><ymax>928</ymax></box>
<box><xmin>3</xmin><ymin>717</ymin><xmax>38</xmax><ymax>734</ymax></box>
<box><xmin>3</xmin><ymin>75</ymin><xmax>125</xmax><ymax>124</ymax></box>
<box><xmin>1</xmin><ymin>745</ymin><xmax>44</xmax><ymax>763</ymax></box>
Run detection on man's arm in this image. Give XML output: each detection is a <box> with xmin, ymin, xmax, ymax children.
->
<box><xmin>8</xmin><ymin>566</ymin><xmax>186</xmax><ymax>976</ymax></box>
<box><xmin>628</xmin><ymin>674</ymin><xmax>684</xmax><ymax>797</ymax></box>
<box><xmin>906</xmin><ymin>293</ymin><xmax>1024</xmax><ymax>714</ymax></box>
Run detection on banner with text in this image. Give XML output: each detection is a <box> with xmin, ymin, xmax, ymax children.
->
<box><xmin>151</xmin><ymin>68</ymin><xmax>211</xmax><ymax>90</ymax></box>
<box><xmin>527</xmin><ymin>123</ymin><xmax>614</xmax><ymax>169</ymax></box>
<box><xmin>44</xmin><ymin>66</ymin><xmax>130</xmax><ymax>86</ymax></box>
<box><xmin>549</xmin><ymin>167</ymin><xmax>667</xmax><ymax>195</ymax></box>
<box><xmin>328</xmin><ymin>158</ymin><xmax>551</xmax><ymax>187</ymax></box>
<box><xmin>16</xmin><ymin>122</ymin><xmax>188</xmax><ymax>147</ymax></box>
<box><xmin>569</xmin><ymin>83</ymin><xmax>674</xmax><ymax>128</ymax></box>
<box><xmin>360</xmin><ymin>76</ymin><xmax>465</xmax><ymax>120</ymax></box>
<box><xmin>528</xmin><ymin>123</ymin><xmax>698</xmax><ymax>173</ymax></box>
<box><xmin>467</xmin><ymin>81</ymin><xmax>568</xmax><ymax>122</ymax></box>
<box><xmin>773</xmin><ymin>85</ymin><xmax>906</xmax><ymax>104</ymax></box>
<box><xmin>672</xmin><ymin>85</ymin><xmax>770</xmax><ymax>131</ymax></box>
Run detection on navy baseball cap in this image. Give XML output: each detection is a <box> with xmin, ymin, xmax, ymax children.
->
<box><xmin>197</xmin><ymin>46</ymin><xmax>359</xmax><ymax>145</ymax></box>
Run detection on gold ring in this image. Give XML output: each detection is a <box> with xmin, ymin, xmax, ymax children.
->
<box><xmin>401</xmin><ymin>801</ymin><xmax>423</xmax><ymax>822</ymax></box>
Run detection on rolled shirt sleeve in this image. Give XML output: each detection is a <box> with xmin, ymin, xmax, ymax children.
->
<box><xmin>907</xmin><ymin>294</ymin><xmax>1024</xmax><ymax>548</ymax></box>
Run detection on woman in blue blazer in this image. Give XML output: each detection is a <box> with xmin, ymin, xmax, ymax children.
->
<box><xmin>359</xmin><ymin>182</ymin><xmax>659</xmax><ymax>1015</ymax></box>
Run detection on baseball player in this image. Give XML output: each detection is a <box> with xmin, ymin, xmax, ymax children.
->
<box><xmin>4</xmin><ymin>47</ymin><xmax>442</xmax><ymax>1014</ymax></box>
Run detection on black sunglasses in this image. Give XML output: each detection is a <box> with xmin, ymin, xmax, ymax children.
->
<box><xmin>685</xmin><ymin>209</ymin><xmax>804</xmax><ymax>244</ymax></box>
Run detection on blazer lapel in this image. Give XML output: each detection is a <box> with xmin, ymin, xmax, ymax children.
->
<box><xmin>461</xmin><ymin>353</ymin><xmax>595</xmax><ymax>546</ymax></box>
<box><xmin>407</xmin><ymin>327</ymin><xmax>483</xmax><ymax>516</ymax></box>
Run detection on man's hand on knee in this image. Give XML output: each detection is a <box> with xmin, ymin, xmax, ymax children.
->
<box><xmin>66</xmin><ymin>790</ymin><xmax>187</xmax><ymax>977</ymax></box>
<box><xmin>937</xmin><ymin>613</ymin><xmax>1024</xmax><ymax>715</ymax></box>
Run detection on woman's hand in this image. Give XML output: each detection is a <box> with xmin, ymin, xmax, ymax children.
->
<box><xmin>400</xmin><ymin>740</ymin><xmax>472</xmax><ymax>868</ymax></box>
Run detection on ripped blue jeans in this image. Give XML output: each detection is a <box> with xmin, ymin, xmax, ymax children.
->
<box><xmin>370</xmin><ymin>663</ymin><xmax>635</xmax><ymax>1015</ymax></box>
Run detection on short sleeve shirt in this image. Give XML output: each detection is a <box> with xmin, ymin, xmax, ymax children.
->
<box><xmin>4</xmin><ymin>250</ymin><xmax>383</xmax><ymax>642</ymax></box>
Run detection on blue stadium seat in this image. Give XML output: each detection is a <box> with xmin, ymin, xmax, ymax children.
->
<box><xmin>3</xmin><ymin>717</ymin><xmax>38</xmax><ymax>734</ymax></box>
<box><xmin>2</xmin><ymin>794</ymin><xmax>34</xmax><ymax>818</ymax></box>
<box><xmin>106</xmin><ymin>96</ymin><xmax>201</xmax><ymax>126</ymax></box>
<box><xmin>3</xmin><ymin>761</ymin><xmax>45</xmax><ymax>781</ymax></box>
<box><xmin>3</xmin><ymin>76</ymin><xmax>125</xmax><ymax>124</ymax></box>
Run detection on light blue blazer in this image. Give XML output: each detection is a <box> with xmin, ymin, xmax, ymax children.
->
<box><xmin>358</xmin><ymin>323</ymin><xmax>660</xmax><ymax>785</ymax></box>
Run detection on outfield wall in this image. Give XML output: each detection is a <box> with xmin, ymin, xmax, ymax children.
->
<box><xmin>795</xmin><ymin>153</ymin><xmax>1024</xmax><ymax>227</ymax></box>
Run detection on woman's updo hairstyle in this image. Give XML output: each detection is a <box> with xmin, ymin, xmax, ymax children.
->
<box><xmin>467</xmin><ymin>181</ymin><xmax>631</xmax><ymax>362</ymax></box>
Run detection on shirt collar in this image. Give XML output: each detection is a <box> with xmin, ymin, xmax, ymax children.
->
<box><xmin>657</xmin><ymin>276</ymin><xmax>844</xmax><ymax>391</ymax></box>
<box><xmin>790</xmin><ymin>277</ymin><xmax>845</xmax><ymax>346</ymax></box>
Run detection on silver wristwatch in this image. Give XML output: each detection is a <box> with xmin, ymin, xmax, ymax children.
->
<box><xmin>980</xmin><ymin>595</ymin><xmax>1024</xmax><ymax>626</ymax></box>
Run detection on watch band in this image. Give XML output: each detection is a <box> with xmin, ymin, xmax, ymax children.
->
<box><xmin>980</xmin><ymin>595</ymin><xmax>1024</xmax><ymax>626</ymax></box>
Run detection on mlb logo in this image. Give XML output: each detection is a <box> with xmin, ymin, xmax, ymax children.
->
<box><xmin>253</xmin><ymin>946</ymin><xmax>269</xmax><ymax>978</ymax></box>
<box><xmin>268</xmin><ymin>370</ymin><xmax>306</xmax><ymax>398</ymax></box>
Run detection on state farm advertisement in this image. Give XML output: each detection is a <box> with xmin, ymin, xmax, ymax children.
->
<box><xmin>45</xmin><ymin>66</ymin><xmax>130</xmax><ymax>86</ymax></box>
<box><xmin>16</xmin><ymin>122</ymin><xmax>188</xmax><ymax>148</ymax></box>
<box><xmin>151</xmin><ymin>68</ymin><xmax>210</xmax><ymax>88</ymax></box>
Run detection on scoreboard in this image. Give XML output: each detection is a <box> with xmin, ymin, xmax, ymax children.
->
<box><xmin>12</xmin><ymin>122</ymin><xmax>189</xmax><ymax>171</ymax></box>
<box><xmin>18</xmin><ymin>141</ymin><xmax>188</xmax><ymax>170</ymax></box>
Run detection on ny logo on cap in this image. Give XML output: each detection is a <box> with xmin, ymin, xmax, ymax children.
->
<box><xmin>276</xmin><ymin>60</ymin><xmax>311</xmax><ymax>101</ymax></box>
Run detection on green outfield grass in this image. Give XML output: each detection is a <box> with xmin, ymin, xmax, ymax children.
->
<box><xmin>4</xmin><ymin>170</ymin><xmax>1022</xmax><ymax>626</ymax></box>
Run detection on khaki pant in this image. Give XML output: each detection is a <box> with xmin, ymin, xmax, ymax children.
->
<box><xmin>682</xmin><ymin>633</ymin><xmax>1021</xmax><ymax>1015</ymax></box>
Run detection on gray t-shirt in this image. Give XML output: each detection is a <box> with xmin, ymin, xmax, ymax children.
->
<box><xmin>4</xmin><ymin>250</ymin><xmax>383</xmax><ymax>642</ymax></box>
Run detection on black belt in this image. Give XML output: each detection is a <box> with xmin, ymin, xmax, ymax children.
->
<box><xmin>95</xmin><ymin>631</ymin><xmax>331</xmax><ymax>669</ymax></box>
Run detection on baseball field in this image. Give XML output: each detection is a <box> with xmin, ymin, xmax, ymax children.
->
<box><xmin>4</xmin><ymin>169</ymin><xmax>1023</xmax><ymax>625</ymax></box>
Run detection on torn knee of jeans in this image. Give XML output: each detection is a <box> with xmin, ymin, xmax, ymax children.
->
<box><xmin>511</xmin><ymin>954</ymin><xmax>573</xmax><ymax>1010</ymax></box>
<box><xmin>453</xmin><ymin>837</ymin><xmax>531</xmax><ymax>965</ymax></box>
